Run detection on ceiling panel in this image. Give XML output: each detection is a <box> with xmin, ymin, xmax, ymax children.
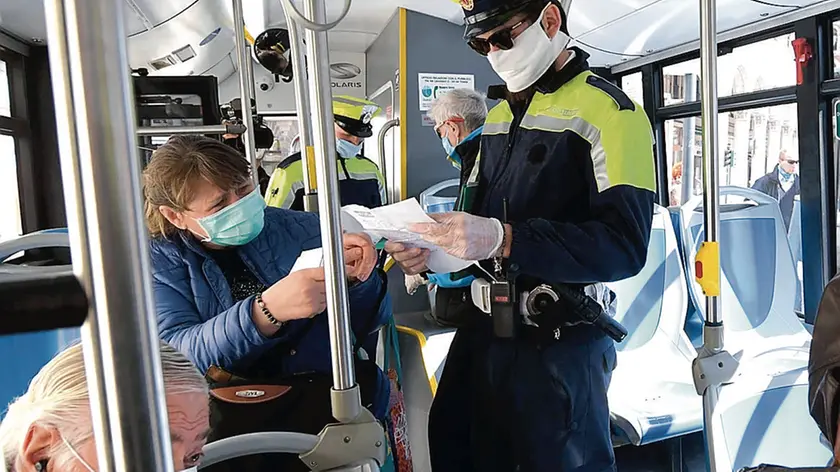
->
<box><xmin>576</xmin><ymin>0</ymin><xmax>821</xmax><ymax>66</ymax></box>
<box><xmin>127</xmin><ymin>0</ymin><xmax>235</xmax><ymax>77</ymax></box>
<box><xmin>124</xmin><ymin>5</ymin><xmax>151</xmax><ymax>37</ymax></box>
<box><xmin>567</xmin><ymin>0</ymin><xmax>663</xmax><ymax>37</ymax></box>
<box><xmin>130</xmin><ymin>0</ymin><xmax>198</xmax><ymax>27</ymax></box>
<box><xmin>204</xmin><ymin>53</ymin><xmax>237</xmax><ymax>83</ymax></box>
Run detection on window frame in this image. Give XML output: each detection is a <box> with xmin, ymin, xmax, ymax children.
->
<box><xmin>0</xmin><ymin>48</ymin><xmax>35</xmax><ymax>236</ymax></box>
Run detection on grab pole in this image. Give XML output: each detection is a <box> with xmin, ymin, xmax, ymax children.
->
<box><xmin>284</xmin><ymin>13</ymin><xmax>319</xmax><ymax>212</ymax></box>
<box><xmin>691</xmin><ymin>0</ymin><xmax>739</xmax><ymax>470</ymax></box>
<box><xmin>43</xmin><ymin>0</ymin><xmax>175</xmax><ymax>470</ymax></box>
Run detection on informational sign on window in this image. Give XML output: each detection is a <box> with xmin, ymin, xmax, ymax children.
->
<box><xmin>418</xmin><ymin>73</ymin><xmax>475</xmax><ymax>111</ymax></box>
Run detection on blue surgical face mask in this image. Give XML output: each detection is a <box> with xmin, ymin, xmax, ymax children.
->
<box><xmin>441</xmin><ymin>135</ymin><xmax>460</xmax><ymax>166</ymax></box>
<box><xmin>193</xmin><ymin>188</ymin><xmax>266</xmax><ymax>247</ymax></box>
<box><xmin>336</xmin><ymin>138</ymin><xmax>363</xmax><ymax>158</ymax></box>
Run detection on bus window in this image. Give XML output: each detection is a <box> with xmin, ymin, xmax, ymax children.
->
<box><xmin>667</xmin><ymin>104</ymin><xmax>798</xmax><ymax>203</ymax></box>
<box><xmin>662</xmin><ymin>32</ymin><xmax>796</xmax><ymax>105</ymax></box>
<box><xmin>620</xmin><ymin>72</ymin><xmax>644</xmax><ymax>107</ymax></box>
<box><xmin>0</xmin><ymin>60</ymin><xmax>9</xmax><ymax>117</ymax></box>
<box><xmin>0</xmin><ymin>134</ymin><xmax>22</xmax><ymax>242</ymax></box>
<box><xmin>833</xmin><ymin>22</ymin><xmax>840</xmax><ymax>77</ymax></box>
<box><xmin>667</xmin><ymin>103</ymin><xmax>802</xmax><ymax>311</ymax></box>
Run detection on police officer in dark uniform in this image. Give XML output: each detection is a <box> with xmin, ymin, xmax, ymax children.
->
<box><xmin>385</xmin><ymin>0</ymin><xmax>656</xmax><ymax>470</ymax></box>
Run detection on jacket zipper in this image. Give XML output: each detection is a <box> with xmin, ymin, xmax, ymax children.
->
<box><xmin>486</xmin><ymin>98</ymin><xmax>532</xmax><ymax>207</ymax></box>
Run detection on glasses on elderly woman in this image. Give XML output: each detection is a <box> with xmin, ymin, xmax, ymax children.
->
<box><xmin>433</xmin><ymin>117</ymin><xmax>465</xmax><ymax>138</ymax></box>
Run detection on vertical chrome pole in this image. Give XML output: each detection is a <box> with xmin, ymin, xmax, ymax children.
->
<box><xmin>699</xmin><ymin>0</ymin><xmax>721</xmax><ymax>326</ymax></box>
<box><xmin>233</xmin><ymin>0</ymin><xmax>259</xmax><ymax>187</ymax></box>
<box><xmin>285</xmin><ymin>14</ymin><xmax>318</xmax><ymax>212</ymax></box>
<box><xmin>43</xmin><ymin>2</ymin><xmax>114</xmax><ymax>470</ymax></box>
<box><xmin>698</xmin><ymin>0</ymin><xmax>725</xmax><ymax>470</ymax></box>
<box><xmin>303</xmin><ymin>0</ymin><xmax>359</xmax><ymax>422</ymax></box>
<box><xmin>44</xmin><ymin>0</ymin><xmax>174</xmax><ymax>470</ymax></box>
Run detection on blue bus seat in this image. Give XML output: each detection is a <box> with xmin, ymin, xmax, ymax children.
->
<box><xmin>395</xmin><ymin>312</ymin><xmax>457</xmax><ymax>472</ymax></box>
<box><xmin>676</xmin><ymin>187</ymin><xmax>811</xmax><ymax>373</ymax></box>
<box><xmin>606</xmin><ymin>205</ymin><xmax>702</xmax><ymax>446</ymax></box>
<box><xmin>708</xmin><ymin>367</ymin><xmax>832</xmax><ymax>470</ymax></box>
<box><xmin>0</xmin><ymin>229</ymin><xmax>81</xmax><ymax>418</ymax></box>
<box><xmin>419</xmin><ymin>179</ymin><xmax>459</xmax><ymax>215</ymax></box>
<box><xmin>670</xmin><ymin>207</ymin><xmax>705</xmax><ymax>348</ymax></box>
<box><xmin>788</xmin><ymin>197</ymin><xmax>803</xmax><ymax>315</ymax></box>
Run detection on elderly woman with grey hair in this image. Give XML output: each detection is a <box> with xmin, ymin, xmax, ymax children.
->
<box><xmin>401</xmin><ymin>88</ymin><xmax>489</xmax><ymax>325</ymax></box>
<box><xmin>0</xmin><ymin>342</ymin><xmax>210</xmax><ymax>472</ymax></box>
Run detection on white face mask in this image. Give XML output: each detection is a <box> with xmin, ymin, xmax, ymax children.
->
<box><xmin>487</xmin><ymin>6</ymin><xmax>570</xmax><ymax>93</ymax></box>
<box><xmin>61</xmin><ymin>436</ymin><xmax>198</xmax><ymax>472</ymax></box>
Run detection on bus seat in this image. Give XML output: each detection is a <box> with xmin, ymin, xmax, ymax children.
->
<box><xmin>670</xmin><ymin>207</ymin><xmax>705</xmax><ymax>348</ymax></box>
<box><xmin>676</xmin><ymin>187</ymin><xmax>811</xmax><ymax>371</ymax></box>
<box><xmin>708</xmin><ymin>367</ymin><xmax>832</xmax><ymax>471</ymax></box>
<box><xmin>419</xmin><ymin>179</ymin><xmax>459</xmax><ymax>215</ymax></box>
<box><xmin>606</xmin><ymin>205</ymin><xmax>702</xmax><ymax>445</ymax></box>
<box><xmin>395</xmin><ymin>312</ymin><xmax>457</xmax><ymax>472</ymax></box>
<box><xmin>0</xmin><ymin>229</ymin><xmax>81</xmax><ymax>418</ymax></box>
<box><xmin>788</xmin><ymin>197</ymin><xmax>804</xmax><ymax>315</ymax></box>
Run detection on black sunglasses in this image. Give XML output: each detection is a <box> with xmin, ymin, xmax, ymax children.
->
<box><xmin>467</xmin><ymin>21</ymin><xmax>526</xmax><ymax>56</ymax></box>
<box><xmin>785</xmin><ymin>159</ymin><xmax>799</xmax><ymax>165</ymax></box>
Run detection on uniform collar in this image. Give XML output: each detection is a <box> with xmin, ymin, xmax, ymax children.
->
<box><xmin>487</xmin><ymin>47</ymin><xmax>591</xmax><ymax>101</ymax></box>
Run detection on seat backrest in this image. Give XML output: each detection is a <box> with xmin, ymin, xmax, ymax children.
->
<box><xmin>607</xmin><ymin>205</ymin><xmax>690</xmax><ymax>353</ymax></box>
<box><xmin>711</xmin><ymin>369</ymin><xmax>833</xmax><ymax>470</ymax></box>
<box><xmin>677</xmin><ymin>187</ymin><xmax>807</xmax><ymax>349</ymax></box>
<box><xmin>419</xmin><ymin>179</ymin><xmax>459</xmax><ymax>214</ymax></box>
<box><xmin>788</xmin><ymin>197</ymin><xmax>804</xmax><ymax>313</ymax></box>
<box><xmin>0</xmin><ymin>229</ymin><xmax>80</xmax><ymax>417</ymax></box>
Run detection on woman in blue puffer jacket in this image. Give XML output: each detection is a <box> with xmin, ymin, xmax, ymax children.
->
<box><xmin>142</xmin><ymin>135</ymin><xmax>392</xmax><ymax>419</ymax></box>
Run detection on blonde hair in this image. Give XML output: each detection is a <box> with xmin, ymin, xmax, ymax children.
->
<box><xmin>143</xmin><ymin>135</ymin><xmax>251</xmax><ymax>238</ymax></box>
<box><xmin>0</xmin><ymin>341</ymin><xmax>207</xmax><ymax>470</ymax></box>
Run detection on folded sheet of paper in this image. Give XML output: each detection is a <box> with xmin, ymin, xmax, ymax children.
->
<box><xmin>290</xmin><ymin>248</ymin><xmax>324</xmax><ymax>273</ymax></box>
<box><xmin>340</xmin><ymin>198</ymin><xmax>475</xmax><ymax>274</ymax></box>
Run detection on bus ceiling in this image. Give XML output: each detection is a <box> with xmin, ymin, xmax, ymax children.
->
<box><xmin>1</xmin><ymin>0</ymin><xmax>838</xmax><ymax>77</ymax></box>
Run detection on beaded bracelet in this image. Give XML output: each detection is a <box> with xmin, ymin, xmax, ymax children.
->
<box><xmin>255</xmin><ymin>293</ymin><xmax>282</xmax><ymax>326</ymax></box>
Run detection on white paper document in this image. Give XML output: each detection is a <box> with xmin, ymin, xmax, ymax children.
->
<box><xmin>341</xmin><ymin>198</ymin><xmax>475</xmax><ymax>274</ymax></box>
<box><xmin>290</xmin><ymin>248</ymin><xmax>324</xmax><ymax>273</ymax></box>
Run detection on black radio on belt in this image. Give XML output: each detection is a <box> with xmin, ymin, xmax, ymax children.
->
<box><xmin>491</xmin><ymin>280</ymin><xmax>516</xmax><ymax>338</ymax></box>
<box><xmin>491</xmin><ymin>198</ymin><xmax>516</xmax><ymax>338</ymax></box>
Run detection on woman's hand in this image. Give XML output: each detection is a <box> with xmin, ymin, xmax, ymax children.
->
<box><xmin>253</xmin><ymin>268</ymin><xmax>327</xmax><ymax>335</ymax></box>
<box><xmin>384</xmin><ymin>241</ymin><xmax>429</xmax><ymax>276</ymax></box>
<box><xmin>343</xmin><ymin>232</ymin><xmax>377</xmax><ymax>283</ymax></box>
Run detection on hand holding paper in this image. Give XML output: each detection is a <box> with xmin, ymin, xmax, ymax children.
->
<box><xmin>342</xmin><ymin>199</ymin><xmax>475</xmax><ymax>274</ymax></box>
<box><xmin>343</xmin><ymin>232</ymin><xmax>376</xmax><ymax>282</ymax></box>
<box><xmin>385</xmin><ymin>241</ymin><xmax>429</xmax><ymax>276</ymax></box>
<box><xmin>289</xmin><ymin>232</ymin><xmax>376</xmax><ymax>282</ymax></box>
<box><xmin>410</xmin><ymin>212</ymin><xmax>505</xmax><ymax>262</ymax></box>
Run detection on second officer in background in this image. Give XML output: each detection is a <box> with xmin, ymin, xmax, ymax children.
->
<box><xmin>385</xmin><ymin>0</ymin><xmax>657</xmax><ymax>470</ymax></box>
<box><xmin>265</xmin><ymin>95</ymin><xmax>387</xmax><ymax>210</ymax></box>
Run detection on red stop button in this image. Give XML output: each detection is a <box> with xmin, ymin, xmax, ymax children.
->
<box><xmin>695</xmin><ymin>261</ymin><xmax>704</xmax><ymax>279</ymax></box>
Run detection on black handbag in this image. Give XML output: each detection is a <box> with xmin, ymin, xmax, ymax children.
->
<box><xmin>202</xmin><ymin>358</ymin><xmax>383</xmax><ymax>472</ymax></box>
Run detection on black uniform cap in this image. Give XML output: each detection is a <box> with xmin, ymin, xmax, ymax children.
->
<box><xmin>460</xmin><ymin>0</ymin><xmax>542</xmax><ymax>39</ymax></box>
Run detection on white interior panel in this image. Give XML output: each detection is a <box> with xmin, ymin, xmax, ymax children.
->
<box><xmin>130</xmin><ymin>0</ymin><xmax>198</xmax><ymax>26</ymax></box>
<box><xmin>576</xmin><ymin>0</ymin><xmax>821</xmax><ymax>65</ymax></box>
<box><xmin>126</xmin><ymin>0</ymin><xmax>235</xmax><ymax>77</ymax></box>
<box><xmin>568</xmin><ymin>0</ymin><xmax>664</xmax><ymax>38</ymax></box>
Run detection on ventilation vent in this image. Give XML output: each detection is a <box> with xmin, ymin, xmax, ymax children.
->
<box><xmin>149</xmin><ymin>55</ymin><xmax>176</xmax><ymax>70</ymax></box>
<box><xmin>172</xmin><ymin>45</ymin><xmax>196</xmax><ymax>63</ymax></box>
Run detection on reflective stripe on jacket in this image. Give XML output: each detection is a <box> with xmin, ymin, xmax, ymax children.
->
<box><xmin>264</xmin><ymin>152</ymin><xmax>386</xmax><ymax>210</ymax></box>
<box><xmin>468</xmin><ymin>48</ymin><xmax>657</xmax><ymax>289</ymax></box>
